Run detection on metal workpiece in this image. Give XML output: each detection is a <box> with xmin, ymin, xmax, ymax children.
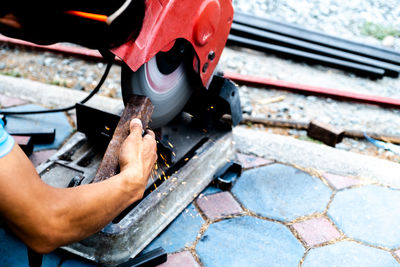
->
<box><xmin>63</xmin><ymin>131</ymin><xmax>235</xmax><ymax>266</ymax></box>
<box><xmin>93</xmin><ymin>96</ymin><xmax>154</xmax><ymax>183</ymax></box>
<box><xmin>307</xmin><ymin>120</ymin><xmax>345</xmax><ymax>147</ymax></box>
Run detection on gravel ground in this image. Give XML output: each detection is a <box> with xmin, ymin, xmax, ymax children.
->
<box><xmin>0</xmin><ymin>1</ymin><xmax>399</xmax><ymax>163</ymax></box>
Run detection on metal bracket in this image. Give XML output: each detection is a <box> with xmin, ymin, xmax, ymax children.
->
<box><xmin>213</xmin><ymin>161</ymin><xmax>242</xmax><ymax>191</ymax></box>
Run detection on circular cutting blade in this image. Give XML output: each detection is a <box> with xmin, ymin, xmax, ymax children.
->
<box><xmin>121</xmin><ymin>56</ymin><xmax>194</xmax><ymax>128</ymax></box>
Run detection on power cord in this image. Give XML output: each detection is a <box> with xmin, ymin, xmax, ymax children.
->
<box><xmin>0</xmin><ymin>58</ymin><xmax>114</xmax><ymax>115</ymax></box>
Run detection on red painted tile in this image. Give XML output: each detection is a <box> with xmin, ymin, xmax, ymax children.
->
<box><xmin>196</xmin><ymin>191</ymin><xmax>243</xmax><ymax>220</ymax></box>
<box><xmin>0</xmin><ymin>95</ymin><xmax>28</xmax><ymax>108</ymax></box>
<box><xmin>323</xmin><ymin>173</ymin><xmax>362</xmax><ymax>190</ymax></box>
<box><xmin>292</xmin><ymin>217</ymin><xmax>341</xmax><ymax>247</ymax></box>
<box><xmin>394</xmin><ymin>250</ymin><xmax>400</xmax><ymax>260</ymax></box>
<box><xmin>157</xmin><ymin>251</ymin><xmax>200</xmax><ymax>267</ymax></box>
<box><xmin>29</xmin><ymin>150</ymin><xmax>57</xmax><ymax>167</ymax></box>
<box><xmin>236</xmin><ymin>153</ymin><xmax>272</xmax><ymax>169</ymax></box>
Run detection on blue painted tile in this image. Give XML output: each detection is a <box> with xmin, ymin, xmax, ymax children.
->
<box><xmin>201</xmin><ymin>184</ymin><xmax>222</xmax><ymax>196</ymax></box>
<box><xmin>61</xmin><ymin>258</ymin><xmax>97</xmax><ymax>267</ymax></box>
<box><xmin>196</xmin><ymin>216</ymin><xmax>304</xmax><ymax>267</ymax></box>
<box><xmin>328</xmin><ymin>185</ymin><xmax>400</xmax><ymax>248</ymax></box>
<box><xmin>42</xmin><ymin>252</ymin><xmax>65</xmax><ymax>267</ymax></box>
<box><xmin>4</xmin><ymin>104</ymin><xmax>73</xmax><ymax>151</ymax></box>
<box><xmin>143</xmin><ymin>204</ymin><xmax>204</xmax><ymax>254</ymax></box>
<box><xmin>232</xmin><ymin>164</ymin><xmax>332</xmax><ymax>222</ymax></box>
<box><xmin>0</xmin><ymin>227</ymin><xmax>63</xmax><ymax>267</ymax></box>
<box><xmin>303</xmin><ymin>241</ymin><xmax>398</xmax><ymax>267</ymax></box>
<box><xmin>0</xmin><ymin>227</ymin><xmax>29</xmax><ymax>267</ymax></box>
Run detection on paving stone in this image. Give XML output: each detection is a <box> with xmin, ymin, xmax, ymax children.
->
<box><xmin>157</xmin><ymin>251</ymin><xmax>200</xmax><ymax>267</ymax></box>
<box><xmin>143</xmin><ymin>204</ymin><xmax>204</xmax><ymax>254</ymax></box>
<box><xmin>29</xmin><ymin>149</ymin><xmax>57</xmax><ymax>167</ymax></box>
<box><xmin>394</xmin><ymin>250</ymin><xmax>400</xmax><ymax>260</ymax></box>
<box><xmin>232</xmin><ymin>164</ymin><xmax>332</xmax><ymax>222</ymax></box>
<box><xmin>0</xmin><ymin>94</ymin><xmax>28</xmax><ymax>108</ymax></box>
<box><xmin>196</xmin><ymin>192</ymin><xmax>243</xmax><ymax>220</ymax></box>
<box><xmin>42</xmin><ymin>252</ymin><xmax>65</xmax><ymax>267</ymax></box>
<box><xmin>303</xmin><ymin>241</ymin><xmax>398</xmax><ymax>267</ymax></box>
<box><xmin>61</xmin><ymin>258</ymin><xmax>97</xmax><ymax>267</ymax></box>
<box><xmin>0</xmin><ymin>227</ymin><xmax>30</xmax><ymax>267</ymax></box>
<box><xmin>292</xmin><ymin>217</ymin><xmax>341</xmax><ymax>247</ymax></box>
<box><xmin>201</xmin><ymin>184</ymin><xmax>222</xmax><ymax>196</ymax></box>
<box><xmin>196</xmin><ymin>216</ymin><xmax>304</xmax><ymax>267</ymax></box>
<box><xmin>236</xmin><ymin>153</ymin><xmax>272</xmax><ymax>169</ymax></box>
<box><xmin>0</xmin><ymin>227</ymin><xmax>63</xmax><ymax>267</ymax></box>
<box><xmin>4</xmin><ymin>104</ymin><xmax>73</xmax><ymax>151</ymax></box>
<box><xmin>323</xmin><ymin>172</ymin><xmax>363</xmax><ymax>190</ymax></box>
<box><xmin>329</xmin><ymin>185</ymin><xmax>400</xmax><ymax>248</ymax></box>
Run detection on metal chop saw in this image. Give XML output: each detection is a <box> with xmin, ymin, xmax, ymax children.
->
<box><xmin>1</xmin><ymin>1</ymin><xmax>242</xmax><ymax>265</ymax></box>
<box><xmin>1</xmin><ymin>0</ymin><xmax>238</xmax><ymax>127</ymax></box>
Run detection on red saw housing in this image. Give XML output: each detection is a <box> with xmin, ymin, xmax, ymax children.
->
<box><xmin>112</xmin><ymin>0</ymin><xmax>234</xmax><ymax>87</ymax></box>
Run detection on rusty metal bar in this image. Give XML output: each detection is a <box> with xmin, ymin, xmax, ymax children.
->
<box><xmin>93</xmin><ymin>95</ymin><xmax>153</xmax><ymax>183</ymax></box>
<box><xmin>225</xmin><ymin>115</ymin><xmax>400</xmax><ymax>144</ymax></box>
<box><xmin>307</xmin><ymin>120</ymin><xmax>344</xmax><ymax>146</ymax></box>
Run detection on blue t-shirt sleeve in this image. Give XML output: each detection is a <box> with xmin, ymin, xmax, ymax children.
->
<box><xmin>0</xmin><ymin>120</ymin><xmax>14</xmax><ymax>158</ymax></box>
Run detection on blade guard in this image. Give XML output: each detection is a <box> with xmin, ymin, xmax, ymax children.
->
<box><xmin>111</xmin><ymin>0</ymin><xmax>234</xmax><ymax>88</ymax></box>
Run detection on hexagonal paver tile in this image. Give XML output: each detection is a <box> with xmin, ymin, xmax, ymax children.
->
<box><xmin>29</xmin><ymin>150</ymin><xmax>57</xmax><ymax>167</ymax></box>
<box><xmin>0</xmin><ymin>227</ymin><xmax>64</xmax><ymax>267</ymax></box>
<box><xmin>201</xmin><ymin>184</ymin><xmax>222</xmax><ymax>196</ymax></box>
<box><xmin>196</xmin><ymin>192</ymin><xmax>243</xmax><ymax>220</ymax></box>
<box><xmin>303</xmin><ymin>241</ymin><xmax>398</xmax><ymax>267</ymax></box>
<box><xmin>196</xmin><ymin>216</ymin><xmax>304</xmax><ymax>267</ymax></box>
<box><xmin>236</xmin><ymin>153</ymin><xmax>272</xmax><ymax>169</ymax></box>
<box><xmin>61</xmin><ymin>259</ymin><xmax>97</xmax><ymax>267</ymax></box>
<box><xmin>143</xmin><ymin>204</ymin><xmax>204</xmax><ymax>254</ymax></box>
<box><xmin>328</xmin><ymin>185</ymin><xmax>400</xmax><ymax>248</ymax></box>
<box><xmin>292</xmin><ymin>217</ymin><xmax>341</xmax><ymax>247</ymax></box>
<box><xmin>322</xmin><ymin>173</ymin><xmax>363</xmax><ymax>190</ymax></box>
<box><xmin>232</xmin><ymin>164</ymin><xmax>332</xmax><ymax>221</ymax></box>
<box><xmin>395</xmin><ymin>250</ymin><xmax>400</xmax><ymax>260</ymax></box>
<box><xmin>158</xmin><ymin>251</ymin><xmax>200</xmax><ymax>267</ymax></box>
<box><xmin>0</xmin><ymin>94</ymin><xmax>28</xmax><ymax>108</ymax></box>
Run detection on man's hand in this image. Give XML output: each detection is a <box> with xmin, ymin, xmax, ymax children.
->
<box><xmin>119</xmin><ymin>118</ymin><xmax>157</xmax><ymax>198</ymax></box>
<box><xmin>0</xmin><ymin>118</ymin><xmax>157</xmax><ymax>253</ymax></box>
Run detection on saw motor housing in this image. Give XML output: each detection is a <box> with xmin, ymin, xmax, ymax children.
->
<box><xmin>1</xmin><ymin>0</ymin><xmax>233</xmax><ymax>88</ymax></box>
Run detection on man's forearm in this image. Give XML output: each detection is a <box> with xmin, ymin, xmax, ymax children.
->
<box><xmin>1</xmin><ymin>145</ymin><xmax>147</xmax><ymax>253</ymax></box>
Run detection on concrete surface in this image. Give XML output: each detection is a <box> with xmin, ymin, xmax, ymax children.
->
<box><xmin>233</xmin><ymin>127</ymin><xmax>400</xmax><ymax>189</ymax></box>
<box><xmin>0</xmin><ymin>75</ymin><xmax>123</xmax><ymax>114</ymax></box>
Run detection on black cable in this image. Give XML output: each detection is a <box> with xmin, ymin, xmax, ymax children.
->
<box><xmin>0</xmin><ymin>58</ymin><xmax>114</xmax><ymax>115</ymax></box>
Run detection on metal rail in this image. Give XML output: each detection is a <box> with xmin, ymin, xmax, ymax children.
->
<box><xmin>233</xmin><ymin>12</ymin><xmax>400</xmax><ymax>66</ymax></box>
<box><xmin>230</xmin><ymin>23</ymin><xmax>400</xmax><ymax>77</ymax></box>
<box><xmin>227</xmin><ymin>34</ymin><xmax>385</xmax><ymax>79</ymax></box>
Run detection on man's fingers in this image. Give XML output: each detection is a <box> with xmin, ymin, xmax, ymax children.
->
<box><xmin>143</xmin><ymin>129</ymin><xmax>155</xmax><ymax>139</ymax></box>
<box><xmin>129</xmin><ymin>118</ymin><xmax>143</xmax><ymax>137</ymax></box>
